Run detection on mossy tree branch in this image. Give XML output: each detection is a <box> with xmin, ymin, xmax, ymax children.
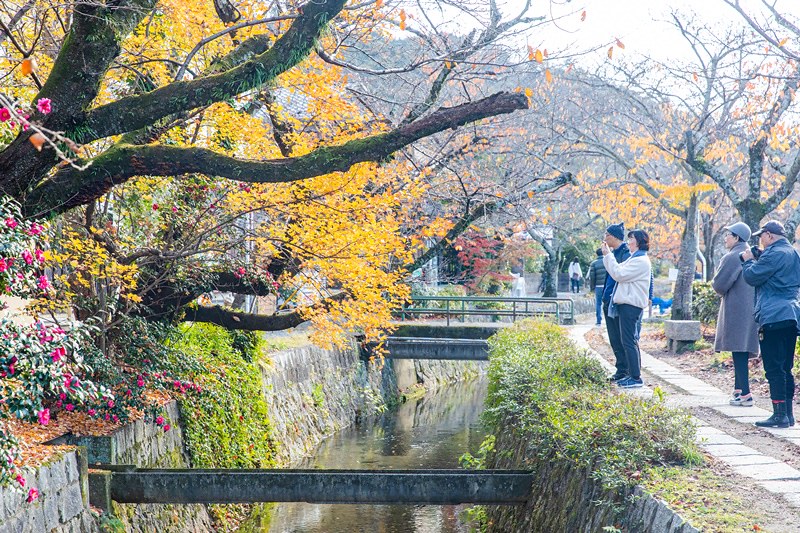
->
<box><xmin>25</xmin><ymin>91</ymin><xmax>529</xmax><ymax>216</ymax></box>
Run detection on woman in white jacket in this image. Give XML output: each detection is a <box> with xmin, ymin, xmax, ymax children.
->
<box><xmin>601</xmin><ymin>229</ymin><xmax>652</xmax><ymax>389</ymax></box>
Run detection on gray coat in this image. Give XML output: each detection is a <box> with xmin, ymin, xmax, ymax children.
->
<box><xmin>712</xmin><ymin>241</ymin><xmax>759</xmax><ymax>353</ymax></box>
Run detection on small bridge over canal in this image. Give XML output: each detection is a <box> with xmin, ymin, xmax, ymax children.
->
<box><xmin>377</xmin><ymin>296</ymin><xmax>575</xmax><ymax>360</ymax></box>
<box><xmin>89</xmin><ymin>466</ymin><xmax>533</xmax><ymax>511</ymax></box>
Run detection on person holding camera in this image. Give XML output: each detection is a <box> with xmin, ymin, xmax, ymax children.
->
<box><xmin>741</xmin><ymin>220</ymin><xmax>800</xmax><ymax>428</ymax></box>
<box><xmin>712</xmin><ymin>222</ymin><xmax>759</xmax><ymax>407</ymax></box>
<box><xmin>602</xmin><ymin>229</ymin><xmax>652</xmax><ymax>389</ymax></box>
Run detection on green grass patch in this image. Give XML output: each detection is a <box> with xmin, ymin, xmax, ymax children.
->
<box><xmin>642</xmin><ymin>466</ymin><xmax>762</xmax><ymax>531</ymax></box>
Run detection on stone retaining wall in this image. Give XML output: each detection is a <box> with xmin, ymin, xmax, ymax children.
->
<box><xmin>0</xmin><ymin>449</ymin><xmax>96</xmax><ymax>533</ymax></box>
<box><xmin>485</xmin><ymin>428</ymin><xmax>698</xmax><ymax>532</ymax></box>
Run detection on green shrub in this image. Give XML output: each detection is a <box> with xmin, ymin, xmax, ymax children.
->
<box><xmin>484</xmin><ymin>320</ymin><xmax>699</xmax><ymax>490</ymax></box>
<box><xmin>691</xmin><ymin>281</ymin><xmax>720</xmax><ymax>325</ymax></box>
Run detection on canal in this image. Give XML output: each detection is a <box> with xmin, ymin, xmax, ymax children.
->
<box><xmin>244</xmin><ymin>377</ymin><xmax>488</xmax><ymax>532</ymax></box>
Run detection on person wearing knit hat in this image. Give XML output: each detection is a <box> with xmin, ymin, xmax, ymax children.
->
<box><xmin>606</xmin><ymin>223</ymin><xmax>625</xmax><ymax>241</ymax></box>
<box><xmin>602</xmin><ymin>222</ymin><xmax>630</xmax><ymax>381</ymax></box>
<box><xmin>713</xmin><ymin>222</ymin><xmax>759</xmax><ymax>407</ymax></box>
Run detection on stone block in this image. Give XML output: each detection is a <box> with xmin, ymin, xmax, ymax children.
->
<box><xmin>43</xmin><ymin>491</ymin><xmax>60</xmax><ymax>531</ymax></box>
<box><xmin>57</xmin><ymin>483</ymin><xmax>85</xmax><ymax>522</ymax></box>
<box><xmin>664</xmin><ymin>320</ymin><xmax>702</xmax><ymax>341</ymax></box>
<box><xmin>21</xmin><ymin>501</ymin><xmax>45</xmax><ymax>533</ymax></box>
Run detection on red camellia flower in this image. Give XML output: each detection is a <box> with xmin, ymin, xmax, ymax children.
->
<box><xmin>26</xmin><ymin>488</ymin><xmax>39</xmax><ymax>503</ymax></box>
<box><xmin>163</xmin><ymin>424</ymin><xmax>171</xmax><ymax>432</ymax></box>
<box><xmin>152</xmin><ymin>203</ymin><xmax>159</xmax><ymax>210</ymax></box>
<box><xmin>16</xmin><ymin>474</ymin><xmax>24</xmax><ymax>486</ymax></box>
<box><xmin>65</xmin><ymin>403</ymin><xmax>74</xmax><ymax>412</ymax></box>
<box><xmin>0</xmin><ymin>108</ymin><xmax>10</xmax><ymax>122</ymax></box>
<box><xmin>5</xmin><ymin>217</ymin><xmax>17</xmax><ymax>229</ymax></box>
<box><xmin>155</xmin><ymin>416</ymin><xmax>164</xmax><ymax>425</ymax></box>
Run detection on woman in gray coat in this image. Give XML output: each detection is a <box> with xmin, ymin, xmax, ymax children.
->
<box><xmin>712</xmin><ymin>222</ymin><xmax>759</xmax><ymax>406</ymax></box>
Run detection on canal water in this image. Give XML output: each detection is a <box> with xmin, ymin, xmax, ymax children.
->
<box><xmin>248</xmin><ymin>378</ymin><xmax>488</xmax><ymax>533</ymax></box>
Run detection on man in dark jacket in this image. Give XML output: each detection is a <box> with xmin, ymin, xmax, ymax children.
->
<box><xmin>602</xmin><ymin>223</ymin><xmax>630</xmax><ymax>381</ymax></box>
<box><xmin>587</xmin><ymin>248</ymin><xmax>607</xmax><ymax>326</ymax></box>
<box><xmin>741</xmin><ymin>220</ymin><xmax>800</xmax><ymax>428</ymax></box>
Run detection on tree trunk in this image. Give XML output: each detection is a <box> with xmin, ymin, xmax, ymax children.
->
<box><xmin>671</xmin><ymin>194</ymin><xmax>699</xmax><ymax>320</ymax></box>
<box><xmin>540</xmin><ymin>242</ymin><xmax>560</xmax><ymax>298</ymax></box>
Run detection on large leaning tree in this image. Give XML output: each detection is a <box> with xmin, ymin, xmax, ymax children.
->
<box><xmin>0</xmin><ymin>0</ymin><xmax>542</xmax><ymax>347</ymax></box>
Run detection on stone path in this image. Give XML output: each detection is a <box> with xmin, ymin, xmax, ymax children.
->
<box><xmin>568</xmin><ymin>324</ymin><xmax>800</xmax><ymax>511</ymax></box>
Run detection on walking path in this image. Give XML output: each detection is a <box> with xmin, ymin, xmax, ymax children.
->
<box><xmin>568</xmin><ymin>324</ymin><xmax>800</xmax><ymax>510</ymax></box>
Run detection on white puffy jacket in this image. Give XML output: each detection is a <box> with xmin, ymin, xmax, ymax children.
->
<box><xmin>603</xmin><ymin>252</ymin><xmax>651</xmax><ymax>309</ymax></box>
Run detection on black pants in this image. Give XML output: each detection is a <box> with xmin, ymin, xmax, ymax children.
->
<box><xmin>617</xmin><ymin>304</ymin><xmax>644</xmax><ymax>380</ymax></box>
<box><xmin>732</xmin><ymin>351</ymin><xmax>750</xmax><ymax>396</ymax></box>
<box><xmin>603</xmin><ymin>301</ymin><xmax>626</xmax><ymax>376</ymax></box>
<box><xmin>759</xmin><ymin>323</ymin><xmax>797</xmax><ymax>402</ymax></box>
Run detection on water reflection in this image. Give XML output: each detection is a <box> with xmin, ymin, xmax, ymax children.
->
<box><xmin>253</xmin><ymin>378</ymin><xmax>488</xmax><ymax>533</ymax></box>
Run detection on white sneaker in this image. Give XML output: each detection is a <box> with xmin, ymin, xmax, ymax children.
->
<box><xmin>729</xmin><ymin>394</ymin><xmax>754</xmax><ymax>407</ymax></box>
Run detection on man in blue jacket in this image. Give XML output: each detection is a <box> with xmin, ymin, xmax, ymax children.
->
<box><xmin>603</xmin><ymin>223</ymin><xmax>630</xmax><ymax>381</ymax></box>
<box><xmin>741</xmin><ymin>220</ymin><xmax>800</xmax><ymax>428</ymax></box>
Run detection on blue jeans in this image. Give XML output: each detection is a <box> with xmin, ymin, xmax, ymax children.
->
<box><xmin>594</xmin><ymin>287</ymin><xmax>604</xmax><ymax>324</ymax></box>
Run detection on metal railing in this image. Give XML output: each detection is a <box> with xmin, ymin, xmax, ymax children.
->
<box><xmin>395</xmin><ymin>296</ymin><xmax>575</xmax><ymax>326</ymax></box>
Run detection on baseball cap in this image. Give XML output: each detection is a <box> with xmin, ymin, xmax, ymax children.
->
<box><xmin>752</xmin><ymin>220</ymin><xmax>785</xmax><ymax>237</ymax></box>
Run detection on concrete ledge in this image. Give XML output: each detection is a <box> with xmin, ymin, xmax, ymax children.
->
<box><xmin>90</xmin><ymin>467</ymin><xmax>532</xmax><ymax>506</ymax></box>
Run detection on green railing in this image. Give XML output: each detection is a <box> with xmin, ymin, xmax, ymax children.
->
<box><xmin>396</xmin><ymin>296</ymin><xmax>575</xmax><ymax>326</ymax></box>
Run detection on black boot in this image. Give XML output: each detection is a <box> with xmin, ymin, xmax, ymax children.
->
<box><xmin>755</xmin><ymin>401</ymin><xmax>790</xmax><ymax>428</ymax></box>
<box><xmin>787</xmin><ymin>400</ymin><xmax>795</xmax><ymax>427</ymax></box>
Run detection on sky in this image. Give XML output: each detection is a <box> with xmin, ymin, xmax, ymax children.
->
<box><xmin>424</xmin><ymin>0</ymin><xmax>786</xmax><ymax>64</ymax></box>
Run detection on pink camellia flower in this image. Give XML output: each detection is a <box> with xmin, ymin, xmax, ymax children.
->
<box><xmin>65</xmin><ymin>403</ymin><xmax>74</xmax><ymax>412</ymax></box>
<box><xmin>21</xmin><ymin>250</ymin><xmax>33</xmax><ymax>265</ymax></box>
<box><xmin>155</xmin><ymin>416</ymin><xmax>164</xmax><ymax>425</ymax></box>
<box><xmin>137</xmin><ymin>376</ymin><xmax>144</xmax><ymax>387</ymax></box>
<box><xmin>87</xmin><ymin>409</ymin><xmax>96</xmax><ymax>416</ymax></box>
<box><xmin>51</xmin><ymin>346</ymin><xmax>66</xmax><ymax>362</ymax></box>
<box><xmin>27</xmin><ymin>223</ymin><xmax>43</xmax><ymax>236</ymax></box>
<box><xmin>16</xmin><ymin>474</ymin><xmax>25</xmax><ymax>486</ymax></box>
<box><xmin>37</xmin><ymin>408</ymin><xmax>50</xmax><ymax>426</ymax></box>
<box><xmin>55</xmin><ymin>400</ymin><xmax>62</xmax><ymax>408</ymax></box>
<box><xmin>26</xmin><ymin>488</ymin><xmax>39</xmax><ymax>503</ymax></box>
<box><xmin>36</xmin><ymin>98</ymin><xmax>52</xmax><ymax>114</ymax></box>
<box><xmin>37</xmin><ymin>275</ymin><xmax>49</xmax><ymax>290</ymax></box>
<box><xmin>112</xmin><ymin>415</ymin><xmax>118</xmax><ymax>423</ymax></box>
<box><xmin>34</xmin><ymin>249</ymin><xmax>45</xmax><ymax>262</ymax></box>
<box><xmin>171</xmin><ymin>206</ymin><xmax>178</xmax><ymax>213</ymax></box>
<box><xmin>0</xmin><ymin>258</ymin><xmax>7</xmax><ymax>273</ymax></box>
<box><xmin>107</xmin><ymin>400</ymin><xmax>114</xmax><ymax>408</ymax></box>
<box><xmin>163</xmin><ymin>424</ymin><xmax>170</xmax><ymax>432</ymax></box>
<box><xmin>0</xmin><ymin>108</ymin><xmax>10</xmax><ymax>122</ymax></box>
<box><xmin>5</xmin><ymin>217</ymin><xmax>17</xmax><ymax>229</ymax></box>
<box><xmin>59</xmin><ymin>392</ymin><xmax>66</xmax><ymax>401</ymax></box>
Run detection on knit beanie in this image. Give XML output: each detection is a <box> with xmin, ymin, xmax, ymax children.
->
<box><xmin>606</xmin><ymin>223</ymin><xmax>625</xmax><ymax>241</ymax></box>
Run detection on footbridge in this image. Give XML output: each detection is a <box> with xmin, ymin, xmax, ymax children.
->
<box><xmin>88</xmin><ymin>466</ymin><xmax>533</xmax><ymax>511</ymax></box>
<box><xmin>375</xmin><ymin>296</ymin><xmax>574</xmax><ymax>360</ymax></box>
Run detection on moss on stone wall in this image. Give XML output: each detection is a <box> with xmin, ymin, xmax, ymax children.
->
<box><xmin>173</xmin><ymin>323</ymin><xmax>278</xmax><ymax>528</ymax></box>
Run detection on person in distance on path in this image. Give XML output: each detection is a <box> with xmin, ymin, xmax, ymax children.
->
<box><xmin>712</xmin><ymin>222</ymin><xmax>759</xmax><ymax>407</ymax></box>
<box><xmin>741</xmin><ymin>220</ymin><xmax>800</xmax><ymax>428</ymax></box>
<box><xmin>587</xmin><ymin>248</ymin><xmax>607</xmax><ymax>327</ymax></box>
